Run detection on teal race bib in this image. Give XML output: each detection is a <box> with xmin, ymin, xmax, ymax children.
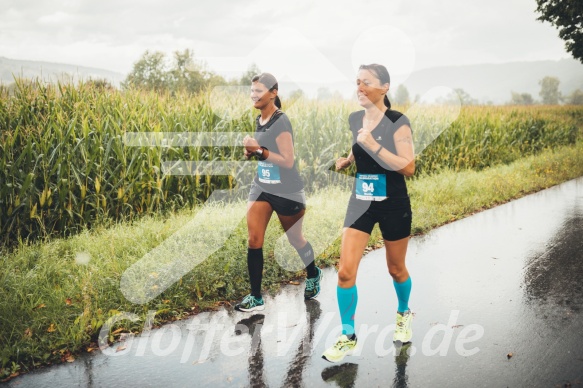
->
<box><xmin>355</xmin><ymin>173</ymin><xmax>387</xmax><ymax>201</ymax></box>
<box><xmin>258</xmin><ymin>161</ymin><xmax>281</xmax><ymax>184</ymax></box>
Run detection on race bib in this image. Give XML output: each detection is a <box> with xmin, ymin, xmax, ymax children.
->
<box><xmin>355</xmin><ymin>173</ymin><xmax>387</xmax><ymax>201</ymax></box>
<box><xmin>258</xmin><ymin>161</ymin><xmax>281</xmax><ymax>184</ymax></box>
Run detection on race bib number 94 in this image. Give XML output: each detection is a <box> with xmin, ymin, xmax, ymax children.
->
<box><xmin>355</xmin><ymin>173</ymin><xmax>387</xmax><ymax>201</ymax></box>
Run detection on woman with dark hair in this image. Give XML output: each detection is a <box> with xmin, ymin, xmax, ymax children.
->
<box><xmin>322</xmin><ymin>64</ymin><xmax>415</xmax><ymax>362</ymax></box>
<box><xmin>234</xmin><ymin>73</ymin><xmax>322</xmax><ymax>312</ymax></box>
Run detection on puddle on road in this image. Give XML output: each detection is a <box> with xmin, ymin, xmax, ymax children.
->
<box><xmin>523</xmin><ymin>208</ymin><xmax>583</xmax><ymax>312</ymax></box>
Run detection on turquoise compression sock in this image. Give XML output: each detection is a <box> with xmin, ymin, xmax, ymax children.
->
<box><xmin>337</xmin><ymin>285</ymin><xmax>358</xmax><ymax>335</ymax></box>
<box><xmin>393</xmin><ymin>277</ymin><xmax>412</xmax><ymax>313</ymax></box>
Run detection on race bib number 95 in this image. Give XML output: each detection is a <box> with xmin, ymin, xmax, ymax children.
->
<box><xmin>258</xmin><ymin>161</ymin><xmax>281</xmax><ymax>184</ymax></box>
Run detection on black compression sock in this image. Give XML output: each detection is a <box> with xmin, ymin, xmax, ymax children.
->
<box><xmin>247</xmin><ymin>247</ymin><xmax>263</xmax><ymax>298</ymax></box>
<box><xmin>296</xmin><ymin>241</ymin><xmax>317</xmax><ymax>278</ymax></box>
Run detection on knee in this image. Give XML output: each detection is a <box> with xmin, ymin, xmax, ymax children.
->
<box><xmin>287</xmin><ymin>234</ymin><xmax>307</xmax><ymax>250</ymax></box>
<box><xmin>338</xmin><ymin>266</ymin><xmax>356</xmax><ymax>285</ymax></box>
<box><xmin>248</xmin><ymin>235</ymin><xmax>264</xmax><ymax>249</ymax></box>
<box><xmin>388</xmin><ymin>265</ymin><xmax>408</xmax><ymax>281</ymax></box>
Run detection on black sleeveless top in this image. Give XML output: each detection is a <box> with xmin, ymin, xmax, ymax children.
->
<box><xmin>349</xmin><ymin>109</ymin><xmax>412</xmax><ymax>199</ymax></box>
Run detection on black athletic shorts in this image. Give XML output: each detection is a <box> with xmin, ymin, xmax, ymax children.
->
<box><xmin>343</xmin><ymin>195</ymin><xmax>412</xmax><ymax>241</ymax></box>
<box><xmin>248</xmin><ymin>183</ymin><xmax>306</xmax><ymax>216</ymax></box>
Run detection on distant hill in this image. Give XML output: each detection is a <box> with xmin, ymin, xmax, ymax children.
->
<box><xmin>0</xmin><ymin>56</ymin><xmax>125</xmax><ymax>87</ymax></box>
<box><xmin>2</xmin><ymin>56</ymin><xmax>582</xmax><ymax>104</ymax></box>
<box><xmin>404</xmin><ymin>58</ymin><xmax>583</xmax><ymax>104</ymax></box>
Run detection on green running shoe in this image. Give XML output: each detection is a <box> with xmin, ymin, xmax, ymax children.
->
<box><xmin>234</xmin><ymin>294</ymin><xmax>265</xmax><ymax>312</ymax></box>
<box><xmin>304</xmin><ymin>267</ymin><xmax>323</xmax><ymax>300</ymax></box>
<box><xmin>322</xmin><ymin>334</ymin><xmax>357</xmax><ymax>363</ymax></box>
<box><xmin>393</xmin><ymin>310</ymin><xmax>413</xmax><ymax>344</ymax></box>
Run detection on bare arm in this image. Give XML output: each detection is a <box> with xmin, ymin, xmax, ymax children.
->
<box><xmin>376</xmin><ymin>124</ymin><xmax>415</xmax><ymax>177</ymax></box>
<box><xmin>347</xmin><ymin>150</ymin><xmax>355</xmax><ymax>163</ymax></box>
<box><xmin>243</xmin><ymin>132</ymin><xmax>295</xmax><ymax>169</ymax></box>
<box><xmin>264</xmin><ymin>131</ymin><xmax>295</xmax><ymax>169</ymax></box>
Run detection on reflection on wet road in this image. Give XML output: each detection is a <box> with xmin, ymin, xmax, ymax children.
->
<box><xmin>9</xmin><ymin>178</ymin><xmax>583</xmax><ymax>387</ymax></box>
<box><xmin>523</xmin><ymin>208</ymin><xmax>583</xmax><ymax>312</ymax></box>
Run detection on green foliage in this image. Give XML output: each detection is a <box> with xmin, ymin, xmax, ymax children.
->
<box><xmin>122</xmin><ymin>50</ymin><xmax>167</xmax><ymax>92</ymax></box>
<box><xmin>539</xmin><ymin>76</ymin><xmax>562</xmax><ymax>104</ymax></box>
<box><xmin>566</xmin><ymin>89</ymin><xmax>583</xmax><ymax>105</ymax></box>
<box><xmin>239</xmin><ymin>63</ymin><xmax>261</xmax><ymax>86</ymax></box>
<box><xmin>288</xmin><ymin>89</ymin><xmax>305</xmax><ymax>101</ymax></box>
<box><xmin>510</xmin><ymin>92</ymin><xmax>535</xmax><ymax>105</ymax></box>
<box><xmin>0</xmin><ymin>79</ymin><xmax>240</xmax><ymax>247</ymax></box>
<box><xmin>0</xmin><ymin>80</ymin><xmax>581</xmax><ymax>248</ymax></box>
<box><xmin>438</xmin><ymin>88</ymin><xmax>478</xmax><ymax>106</ymax></box>
<box><xmin>536</xmin><ymin>0</ymin><xmax>583</xmax><ymax>63</ymax></box>
<box><xmin>454</xmin><ymin>88</ymin><xmax>478</xmax><ymax>105</ymax></box>
<box><xmin>121</xmin><ymin>49</ymin><xmax>226</xmax><ymax>94</ymax></box>
<box><xmin>394</xmin><ymin>84</ymin><xmax>410</xmax><ymax>105</ymax></box>
<box><xmin>412</xmin><ymin>105</ymin><xmax>579</xmax><ymax>174</ymax></box>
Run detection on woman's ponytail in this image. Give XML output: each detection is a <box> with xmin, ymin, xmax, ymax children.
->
<box><xmin>383</xmin><ymin>94</ymin><xmax>391</xmax><ymax>109</ymax></box>
<box><xmin>274</xmin><ymin>95</ymin><xmax>282</xmax><ymax>109</ymax></box>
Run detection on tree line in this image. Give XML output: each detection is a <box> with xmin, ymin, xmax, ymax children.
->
<box><xmin>121</xmin><ymin>49</ymin><xmax>260</xmax><ymax>93</ymax></box>
<box><xmin>510</xmin><ymin>76</ymin><xmax>583</xmax><ymax>105</ymax></box>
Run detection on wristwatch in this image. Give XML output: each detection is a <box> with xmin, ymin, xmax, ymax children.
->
<box><xmin>254</xmin><ymin>147</ymin><xmax>267</xmax><ymax>160</ymax></box>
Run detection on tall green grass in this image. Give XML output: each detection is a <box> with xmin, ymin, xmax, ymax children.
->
<box><xmin>1</xmin><ymin>80</ymin><xmax>581</xmax><ymax>246</ymax></box>
<box><xmin>414</xmin><ymin>105</ymin><xmax>581</xmax><ymax>172</ymax></box>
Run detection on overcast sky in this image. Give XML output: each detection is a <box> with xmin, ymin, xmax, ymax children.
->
<box><xmin>0</xmin><ymin>0</ymin><xmax>571</xmax><ymax>92</ymax></box>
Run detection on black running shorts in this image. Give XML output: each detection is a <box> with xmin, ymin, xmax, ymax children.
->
<box><xmin>343</xmin><ymin>196</ymin><xmax>412</xmax><ymax>241</ymax></box>
<box><xmin>248</xmin><ymin>183</ymin><xmax>306</xmax><ymax>216</ymax></box>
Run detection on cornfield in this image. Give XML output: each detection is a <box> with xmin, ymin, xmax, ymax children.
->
<box><xmin>0</xmin><ymin>79</ymin><xmax>581</xmax><ymax>246</ymax></box>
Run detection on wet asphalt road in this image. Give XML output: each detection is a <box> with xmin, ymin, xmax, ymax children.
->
<box><xmin>7</xmin><ymin>177</ymin><xmax>583</xmax><ymax>387</ymax></box>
